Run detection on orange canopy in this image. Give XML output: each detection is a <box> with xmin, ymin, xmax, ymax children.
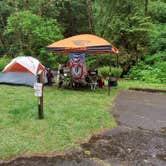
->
<box><xmin>47</xmin><ymin>34</ymin><xmax>118</xmax><ymax>54</ymax></box>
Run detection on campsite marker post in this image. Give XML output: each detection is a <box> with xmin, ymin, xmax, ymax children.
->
<box><xmin>38</xmin><ymin>70</ymin><xmax>44</xmax><ymax>119</ymax></box>
<box><xmin>34</xmin><ymin>70</ymin><xmax>44</xmax><ymax>119</ymax></box>
<box><xmin>108</xmin><ymin>53</ymin><xmax>112</xmax><ymax>96</ymax></box>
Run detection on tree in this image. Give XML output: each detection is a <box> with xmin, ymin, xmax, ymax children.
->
<box><xmin>0</xmin><ymin>1</ymin><xmax>13</xmax><ymax>54</ymax></box>
<box><xmin>55</xmin><ymin>0</ymin><xmax>92</xmax><ymax>37</ymax></box>
<box><xmin>93</xmin><ymin>0</ymin><xmax>152</xmax><ymax>74</ymax></box>
<box><xmin>5</xmin><ymin>11</ymin><xmax>63</xmax><ymax>57</ymax></box>
<box><xmin>86</xmin><ymin>0</ymin><xmax>94</xmax><ymax>33</ymax></box>
<box><xmin>148</xmin><ymin>0</ymin><xmax>166</xmax><ymax>53</ymax></box>
<box><xmin>145</xmin><ymin>0</ymin><xmax>148</xmax><ymax>16</ymax></box>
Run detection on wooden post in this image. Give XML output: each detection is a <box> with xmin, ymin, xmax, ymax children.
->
<box><xmin>37</xmin><ymin>71</ymin><xmax>44</xmax><ymax>119</ymax></box>
<box><xmin>116</xmin><ymin>54</ymin><xmax>119</xmax><ymax>67</ymax></box>
<box><xmin>109</xmin><ymin>53</ymin><xmax>112</xmax><ymax>75</ymax></box>
<box><xmin>108</xmin><ymin>81</ymin><xmax>110</xmax><ymax>96</ymax></box>
<box><xmin>108</xmin><ymin>53</ymin><xmax>112</xmax><ymax>96</ymax></box>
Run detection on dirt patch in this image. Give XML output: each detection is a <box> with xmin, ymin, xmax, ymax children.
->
<box><xmin>82</xmin><ymin>129</ymin><xmax>166</xmax><ymax>166</ymax></box>
<box><xmin>0</xmin><ymin>152</ymin><xmax>103</xmax><ymax>166</ymax></box>
<box><xmin>1</xmin><ymin>129</ymin><xmax>166</xmax><ymax>166</ymax></box>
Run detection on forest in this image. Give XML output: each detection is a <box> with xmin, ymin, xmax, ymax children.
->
<box><xmin>0</xmin><ymin>0</ymin><xmax>165</xmax><ymax>84</ymax></box>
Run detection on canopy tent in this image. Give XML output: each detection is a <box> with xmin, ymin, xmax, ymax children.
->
<box><xmin>47</xmin><ymin>34</ymin><xmax>118</xmax><ymax>54</ymax></box>
<box><xmin>0</xmin><ymin>56</ymin><xmax>47</xmax><ymax>87</ymax></box>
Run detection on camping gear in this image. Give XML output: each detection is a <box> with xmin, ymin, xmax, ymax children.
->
<box><xmin>47</xmin><ymin>34</ymin><xmax>118</xmax><ymax>88</ymax></box>
<box><xmin>0</xmin><ymin>56</ymin><xmax>47</xmax><ymax>86</ymax></box>
<box><xmin>47</xmin><ymin>34</ymin><xmax>118</xmax><ymax>54</ymax></box>
<box><xmin>108</xmin><ymin>76</ymin><xmax>118</xmax><ymax>87</ymax></box>
<box><xmin>69</xmin><ymin>53</ymin><xmax>86</xmax><ymax>82</ymax></box>
<box><xmin>3</xmin><ymin>56</ymin><xmax>44</xmax><ymax>74</ymax></box>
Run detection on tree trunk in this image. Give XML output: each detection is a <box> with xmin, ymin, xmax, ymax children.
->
<box><xmin>86</xmin><ymin>0</ymin><xmax>94</xmax><ymax>33</ymax></box>
<box><xmin>145</xmin><ymin>0</ymin><xmax>148</xmax><ymax>16</ymax></box>
<box><xmin>24</xmin><ymin>0</ymin><xmax>29</xmax><ymax>10</ymax></box>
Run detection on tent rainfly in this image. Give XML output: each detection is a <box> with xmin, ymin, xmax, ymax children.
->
<box><xmin>0</xmin><ymin>56</ymin><xmax>46</xmax><ymax>87</ymax></box>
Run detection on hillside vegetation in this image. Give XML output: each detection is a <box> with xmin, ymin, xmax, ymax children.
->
<box><xmin>0</xmin><ymin>0</ymin><xmax>165</xmax><ymax>83</ymax></box>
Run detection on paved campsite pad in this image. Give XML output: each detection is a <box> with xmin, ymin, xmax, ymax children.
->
<box><xmin>112</xmin><ymin>90</ymin><xmax>166</xmax><ymax>131</ymax></box>
<box><xmin>1</xmin><ymin>90</ymin><xmax>166</xmax><ymax>166</ymax></box>
<box><xmin>82</xmin><ymin>91</ymin><xmax>166</xmax><ymax>165</ymax></box>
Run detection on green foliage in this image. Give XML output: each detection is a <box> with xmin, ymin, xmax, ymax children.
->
<box><xmin>0</xmin><ymin>1</ymin><xmax>14</xmax><ymax>53</ymax></box>
<box><xmin>128</xmin><ymin>52</ymin><xmax>166</xmax><ymax>84</ymax></box>
<box><xmin>0</xmin><ymin>56</ymin><xmax>10</xmax><ymax>71</ymax></box>
<box><xmin>127</xmin><ymin>1</ymin><xmax>166</xmax><ymax>84</ymax></box>
<box><xmin>38</xmin><ymin>48</ymin><xmax>68</xmax><ymax>69</ymax></box>
<box><xmin>5</xmin><ymin>11</ymin><xmax>63</xmax><ymax>56</ymax></box>
<box><xmin>93</xmin><ymin>0</ymin><xmax>152</xmax><ymax>75</ymax></box>
<box><xmin>111</xmin><ymin>67</ymin><xmax>123</xmax><ymax>78</ymax></box>
<box><xmin>98</xmin><ymin>66</ymin><xmax>123</xmax><ymax>78</ymax></box>
<box><xmin>149</xmin><ymin>24</ymin><xmax>166</xmax><ymax>54</ymax></box>
<box><xmin>0</xmin><ymin>0</ymin><xmax>165</xmax><ymax>84</ymax></box>
<box><xmin>86</xmin><ymin>54</ymin><xmax>110</xmax><ymax>69</ymax></box>
<box><xmin>98</xmin><ymin>66</ymin><xmax>110</xmax><ymax>77</ymax></box>
<box><xmin>149</xmin><ymin>0</ymin><xmax>166</xmax><ymax>23</ymax></box>
<box><xmin>148</xmin><ymin>1</ymin><xmax>166</xmax><ymax>54</ymax></box>
<box><xmin>154</xmin><ymin>61</ymin><xmax>166</xmax><ymax>83</ymax></box>
<box><xmin>56</xmin><ymin>0</ymin><xmax>93</xmax><ymax>37</ymax></box>
<box><xmin>144</xmin><ymin>51</ymin><xmax>166</xmax><ymax>65</ymax></box>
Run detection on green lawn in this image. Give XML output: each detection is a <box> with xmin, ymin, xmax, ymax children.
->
<box><xmin>0</xmin><ymin>84</ymin><xmax>117</xmax><ymax>159</ymax></box>
<box><xmin>0</xmin><ymin>80</ymin><xmax>165</xmax><ymax>160</ymax></box>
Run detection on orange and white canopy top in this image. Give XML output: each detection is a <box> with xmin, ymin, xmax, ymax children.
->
<box><xmin>3</xmin><ymin>56</ymin><xmax>45</xmax><ymax>75</ymax></box>
<box><xmin>47</xmin><ymin>34</ymin><xmax>119</xmax><ymax>54</ymax></box>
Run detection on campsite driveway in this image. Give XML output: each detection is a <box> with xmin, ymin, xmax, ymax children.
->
<box><xmin>112</xmin><ymin>90</ymin><xmax>166</xmax><ymax>131</ymax></box>
<box><xmin>97</xmin><ymin>90</ymin><xmax>166</xmax><ymax>165</ymax></box>
<box><xmin>1</xmin><ymin>90</ymin><xmax>166</xmax><ymax>166</ymax></box>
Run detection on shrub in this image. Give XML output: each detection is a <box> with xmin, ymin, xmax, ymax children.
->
<box><xmin>98</xmin><ymin>66</ymin><xmax>110</xmax><ymax>77</ymax></box>
<box><xmin>128</xmin><ymin>60</ymin><xmax>166</xmax><ymax>84</ymax></box>
<box><xmin>0</xmin><ymin>56</ymin><xmax>10</xmax><ymax>71</ymax></box>
<box><xmin>154</xmin><ymin>61</ymin><xmax>166</xmax><ymax>83</ymax></box>
<box><xmin>98</xmin><ymin>66</ymin><xmax>123</xmax><ymax>78</ymax></box>
<box><xmin>144</xmin><ymin>51</ymin><xmax>166</xmax><ymax>65</ymax></box>
<box><xmin>111</xmin><ymin>67</ymin><xmax>123</xmax><ymax>78</ymax></box>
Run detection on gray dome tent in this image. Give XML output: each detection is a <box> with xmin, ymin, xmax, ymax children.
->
<box><xmin>0</xmin><ymin>56</ymin><xmax>47</xmax><ymax>87</ymax></box>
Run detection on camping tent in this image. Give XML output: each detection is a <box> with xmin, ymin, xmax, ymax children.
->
<box><xmin>0</xmin><ymin>56</ymin><xmax>46</xmax><ymax>86</ymax></box>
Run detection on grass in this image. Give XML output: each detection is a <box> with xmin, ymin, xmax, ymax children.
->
<box><xmin>118</xmin><ymin>79</ymin><xmax>166</xmax><ymax>90</ymax></box>
<box><xmin>0</xmin><ymin>80</ymin><xmax>165</xmax><ymax>160</ymax></box>
<box><xmin>0</xmin><ymin>84</ymin><xmax>116</xmax><ymax>160</ymax></box>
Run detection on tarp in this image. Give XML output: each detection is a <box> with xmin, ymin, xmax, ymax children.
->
<box><xmin>47</xmin><ymin>34</ymin><xmax>118</xmax><ymax>54</ymax></box>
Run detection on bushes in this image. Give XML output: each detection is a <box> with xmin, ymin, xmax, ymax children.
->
<box><xmin>0</xmin><ymin>56</ymin><xmax>10</xmax><ymax>71</ymax></box>
<box><xmin>98</xmin><ymin>66</ymin><xmax>123</xmax><ymax>78</ymax></box>
<box><xmin>111</xmin><ymin>67</ymin><xmax>123</xmax><ymax>78</ymax></box>
<box><xmin>144</xmin><ymin>51</ymin><xmax>166</xmax><ymax>65</ymax></box>
<box><xmin>98</xmin><ymin>66</ymin><xmax>110</xmax><ymax>77</ymax></box>
<box><xmin>127</xmin><ymin>0</ymin><xmax>166</xmax><ymax>84</ymax></box>
<box><xmin>154</xmin><ymin>61</ymin><xmax>166</xmax><ymax>83</ymax></box>
<box><xmin>128</xmin><ymin>54</ymin><xmax>166</xmax><ymax>84</ymax></box>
